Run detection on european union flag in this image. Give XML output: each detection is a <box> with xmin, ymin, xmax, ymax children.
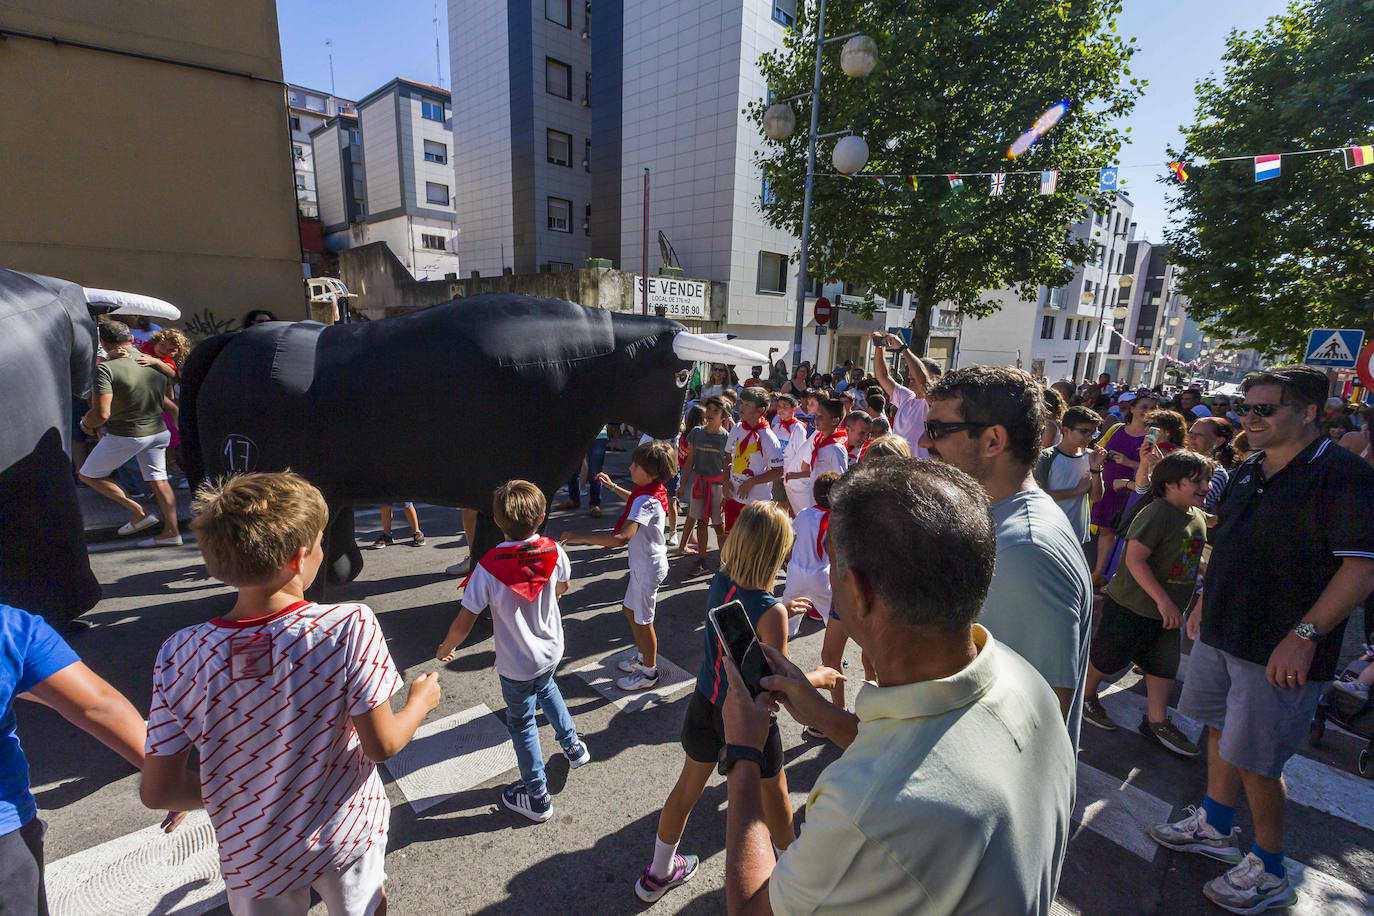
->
<box><xmin>1098</xmin><ymin>167</ymin><xmax>1119</xmax><ymax>192</ymax></box>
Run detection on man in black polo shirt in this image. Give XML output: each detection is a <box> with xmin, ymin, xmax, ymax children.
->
<box><xmin>1148</xmin><ymin>366</ymin><xmax>1374</xmax><ymax>914</ymax></box>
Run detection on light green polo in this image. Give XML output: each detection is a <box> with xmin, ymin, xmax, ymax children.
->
<box><xmin>769</xmin><ymin>626</ymin><xmax>1075</xmax><ymax>915</ymax></box>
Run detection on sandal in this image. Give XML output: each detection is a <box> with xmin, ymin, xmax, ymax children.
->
<box><xmin>412</xmin><ymin>531</ymin><xmax>426</xmax><ymax>546</ymax></box>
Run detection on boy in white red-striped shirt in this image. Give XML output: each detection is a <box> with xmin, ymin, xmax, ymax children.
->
<box><xmin>140</xmin><ymin>473</ymin><xmax>440</xmax><ymax>916</ymax></box>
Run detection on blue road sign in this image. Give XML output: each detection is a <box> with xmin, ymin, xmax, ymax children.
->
<box><xmin>1304</xmin><ymin>329</ymin><xmax>1365</xmax><ymax>367</ymax></box>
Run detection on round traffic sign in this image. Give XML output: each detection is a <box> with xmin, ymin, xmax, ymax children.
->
<box><xmin>1357</xmin><ymin>341</ymin><xmax>1374</xmax><ymax>392</ymax></box>
<box><xmin>814</xmin><ymin>297</ymin><xmax>832</xmax><ymax>326</ymax></box>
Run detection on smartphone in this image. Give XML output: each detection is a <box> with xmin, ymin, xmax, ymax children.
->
<box><xmin>1145</xmin><ymin>425</ymin><xmax>1161</xmax><ymax>447</ymax></box>
<box><xmin>708</xmin><ymin>600</ymin><xmax>772</xmax><ymax>697</ymax></box>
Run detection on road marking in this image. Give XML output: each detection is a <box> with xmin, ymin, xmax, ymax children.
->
<box><xmin>46</xmin><ymin>810</ymin><xmax>224</xmax><ymax>916</ymax></box>
<box><xmin>382</xmin><ymin>704</ymin><xmax>519</xmax><ymax>814</ymax></box>
<box><xmin>1286</xmin><ymin>857</ymin><xmax>1374</xmax><ymax>915</ymax></box>
<box><xmin>573</xmin><ymin>648</ymin><xmax>694</xmax><ymax>712</ymax></box>
<box><xmin>1073</xmin><ymin>761</ymin><xmax>1173</xmax><ymax>861</ymax></box>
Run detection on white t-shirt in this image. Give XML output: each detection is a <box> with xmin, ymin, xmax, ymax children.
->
<box><xmin>1047</xmin><ymin>449</ymin><xmax>1092</xmax><ymax>544</ymax></box>
<box><xmin>772</xmin><ymin>416</ymin><xmax>812</xmax><ymax>475</ymax></box>
<box><xmin>725</xmin><ymin>422</ymin><xmax>784</xmax><ymax>503</ymax></box>
<box><xmin>145</xmin><ymin>601</ymin><xmax>402</xmax><ymax>898</ymax></box>
<box><xmin>789</xmin><ymin>507</ymin><xmax>830</xmax><ymax>578</ymax></box>
<box><xmin>625</xmin><ymin>494</ymin><xmax>669</xmax><ymax>582</ymax></box>
<box><xmin>462</xmin><ymin>537</ymin><xmax>572</xmax><ymax>681</ymax></box>
<box><xmin>811</xmin><ymin>434</ymin><xmax>849</xmax><ymax>479</ymax></box>
<box><xmin>890</xmin><ymin>383</ymin><xmax>931</xmax><ymax>459</ymax></box>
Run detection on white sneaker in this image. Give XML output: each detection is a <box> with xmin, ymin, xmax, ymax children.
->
<box><xmin>616</xmin><ymin>652</ymin><xmax>645</xmax><ymax>673</ymax></box>
<box><xmin>1147</xmin><ymin>805</ymin><xmax>1243</xmax><ymax>863</ymax></box>
<box><xmin>445</xmin><ymin>559</ymin><xmax>471</xmax><ymax>577</ymax></box>
<box><xmin>615</xmin><ymin>665</ymin><xmax>660</xmax><ymax>691</ymax></box>
<box><xmin>1202</xmin><ymin>853</ymin><xmax>1297</xmax><ymax>914</ymax></box>
<box><xmin>665</xmin><ymin>532</ymin><xmax>678</xmax><ymax>547</ymax></box>
<box><xmin>117</xmin><ymin>514</ymin><xmax>160</xmax><ymax>536</ymax></box>
<box><xmin>138</xmin><ymin>534</ymin><xmax>183</xmax><ymax>548</ymax></box>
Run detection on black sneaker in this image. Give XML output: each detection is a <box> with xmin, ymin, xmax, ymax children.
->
<box><xmin>1138</xmin><ymin>715</ymin><xmax>1200</xmax><ymax>758</ymax></box>
<box><xmin>501</xmin><ymin>781</ymin><xmax>552</xmax><ymax>822</ymax></box>
<box><xmin>1083</xmin><ymin>694</ymin><xmax>1118</xmax><ymax>731</ymax></box>
<box><xmin>371</xmin><ymin>532</ymin><xmax>394</xmax><ymax>549</ymax></box>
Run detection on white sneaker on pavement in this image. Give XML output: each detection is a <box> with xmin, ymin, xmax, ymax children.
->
<box><xmin>1146</xmin><ymin>805</ymin><xmax>1243</xmax><ymax>863</ymax></box>
<box><xmin>117</xmin><ymin>514</ymin><xmax>160</xmax><ymax>536</ymax></box>
<box><xmin>616</xmin><ymin>652</ymin><xmax>645</xmax><ymax>673</ymax></box>
<box><xmin>615</xmin><ymin>664</ymin><xmax>660</xmax><ymax>691</ymax></box>
<box><xmin>138</xmin><ymin>534</ymin><xmax>183</xmax><ymax>548</ymax></box>
<box><xmin>1202</xmin><ymin>853</ymin><xmax>1297</xmax><ymax>914</ymax></box>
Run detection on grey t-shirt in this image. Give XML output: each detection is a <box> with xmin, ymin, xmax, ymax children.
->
<box><xmin>981</xmin><ymin>487</ymin><xmax>1094</xmax><ymax>752</ymax></box>
<box><xmin>686</xmin><ymin>425</ymin><xmax>729</xmax><ymax>478</ymax></box>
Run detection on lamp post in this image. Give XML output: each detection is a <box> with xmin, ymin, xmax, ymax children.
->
<box><xmin>761</xmin><ymin>7</ymin><xmax>876</xmax><ymax>371</ymax></box>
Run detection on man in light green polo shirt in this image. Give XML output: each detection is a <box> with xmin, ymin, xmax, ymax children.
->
<box><xmin>719</xmin><ymin>458</ymin><xmax>1075</xmax><ymax>915</ymax></box>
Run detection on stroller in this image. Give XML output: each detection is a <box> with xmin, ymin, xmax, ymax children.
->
<box><xmin>1307</xmin><ymin>649</ymin><xmax>1374</xmax><ymax>778</ymax></box>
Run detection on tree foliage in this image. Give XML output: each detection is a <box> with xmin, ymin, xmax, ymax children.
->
<box><xmin>1164</xmin><ymin>0</ymin><xmax>1374</xmax><ymax>359</ymax></box>
<box><xmin>748</xmin><ymin>0</ymin><xmax>1140</xmax><ymax>352</ymax></box>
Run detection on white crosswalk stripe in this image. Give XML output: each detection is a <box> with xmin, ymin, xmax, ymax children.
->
<box><xmin>381</xmin><ymin>704</ymin><xmax>520</xmax><ymax>814</ymax></box>
<box><xmin>573</xmin><ymin>647</ymin><xmax>694</xmax><ymax>711</ymax></box>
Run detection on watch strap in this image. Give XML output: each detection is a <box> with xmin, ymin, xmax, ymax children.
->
<box><xmin>719</xmin><ymin>743</ymin><xmax>765</xmax><ymax>776</ymax></box>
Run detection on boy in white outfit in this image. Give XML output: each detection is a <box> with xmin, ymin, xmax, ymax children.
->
<box><xmin>772</xmin><ymin>393</ymin><xmax>814</xmax><ymax>516</ymax></box>
<box><xmin>782</xmin><ymin>471</ymin><xmax>840</xmax><ymax>637</ymax></box>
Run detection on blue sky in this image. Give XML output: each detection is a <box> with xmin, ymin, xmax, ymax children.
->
<box><xmin>276</xmin><ymin>0</ymin><xmax>1293</xmax><ymax>240</ymax></box>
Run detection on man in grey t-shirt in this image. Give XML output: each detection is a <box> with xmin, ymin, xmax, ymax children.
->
<box><xmin>919</xmin><ymin>366</ymin><xmax>1094</xmax><ymax>751</ymax></box>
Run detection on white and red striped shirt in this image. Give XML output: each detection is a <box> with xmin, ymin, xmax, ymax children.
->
<box><xmin>145</xmin><ymin>601</ymin><xmax>403</xmax><ymax>898</ymax></box>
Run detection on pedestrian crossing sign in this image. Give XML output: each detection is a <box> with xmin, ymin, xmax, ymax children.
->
<box><xmin>1304</xmin><ymin>329</ymin><xmax>1365</xmax><ymax>367</ymax></box>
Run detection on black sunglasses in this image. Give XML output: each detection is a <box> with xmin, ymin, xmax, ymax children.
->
<box><xmin>1234</xmin><ymin>403</ymin><xmax>1285</xmax><ymax>418</ymax></box>
<box><xmin>1068</xmin><ymin>426</ymin><xmax>1100</xmax><ymax>435</ymax></box>
<box><xmin>924</xmin><ymin>419</ymin><xmax>989</xmax><ymax>440</ymax></box>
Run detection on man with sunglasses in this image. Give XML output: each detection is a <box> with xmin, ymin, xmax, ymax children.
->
<box><xmin>919</xmin><ymin>367</ymin><xmax>1094</xmax><ymax>751</ymax></box>
<box><xmin>1147</xmin><ymin>366</ymin><xmax>1374</xmax><ymax>914</ymax></box>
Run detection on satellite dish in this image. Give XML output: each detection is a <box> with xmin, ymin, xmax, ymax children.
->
<box><xmin>657</xmin><ymin>230</ymin><xmax>681</xmax><ymax>271</ymax></box>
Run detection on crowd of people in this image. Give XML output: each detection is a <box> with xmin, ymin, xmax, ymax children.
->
<box><xmin>5</xmin><ymin>324</ymin><xmax>1374</xmax><ymax>915</ymax></box>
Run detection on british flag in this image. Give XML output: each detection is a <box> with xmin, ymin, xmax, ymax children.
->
<box><xmin>990</xmin><ymin>172</ymin><xmax>1006</xmax><ymax>196</ymax></box>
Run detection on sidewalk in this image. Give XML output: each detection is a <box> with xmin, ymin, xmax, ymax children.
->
<box><xmin>79</xmin><ymin>483</ymin><xmax>194</xmax><ymax>543</ymax></box>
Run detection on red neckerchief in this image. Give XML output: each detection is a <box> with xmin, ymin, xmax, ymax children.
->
<box><xmin>614</xmin><ymin>482</ymin><xmax>668</xmax><ymax>533</ymax></box>
<box><xmin>692</xmin><ymin>474</ymin><xmax>723</xmax><ymax>518</ymax></box>
<box><xmin>849</xmin><ymin>440</ymin><xmax>870</xmax><ymax>462</ymax></box>
<box><xmin>734</xmin><ymin>419</ymin><xmax>766</xmax><ymax>466</ymax></box>
<box><xmin>810</xmin><ymin>428</ymin><xmax>847</xmax><ymax>467</ymax></box>
<box><xmin>815</xmin><ymin>508</ymin><xmax>830</xmax><ymax>559</ymax></box>
<box><xmin>774</xmin><ymin>416</ymin><xmax>798</xmax><ymax>436</ymax></box>
<box><xmin>475</xmin><ymin>537</ymin><xmax>560</xmax><ymax>600</ymax></box>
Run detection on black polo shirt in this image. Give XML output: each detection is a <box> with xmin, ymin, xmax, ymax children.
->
<box><xmin>1201</xmin><ymin>436</ymin><xmax>1374</xmax><ymax>681</ymax></box>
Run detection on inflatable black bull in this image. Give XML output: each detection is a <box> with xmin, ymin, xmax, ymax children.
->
<box><xmin>180</xmin><ymin>294</ymin><xmax>763</xmax><ymax>591</ymax></box>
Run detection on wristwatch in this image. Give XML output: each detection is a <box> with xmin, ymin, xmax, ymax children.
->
<box><xmin>1090</xmin><ymin>468</ymin><xmax>1104</xmax><ymax>474</ymax></box>
<box><xmin>1292</xmin><ymin>622</ymin><xmax>1319</xmax><ymax>642</ymax></box>
<box><xmin>719</xmin><ymin>744</ymin><xmax>765</xmax><ymax>776</ymax></box>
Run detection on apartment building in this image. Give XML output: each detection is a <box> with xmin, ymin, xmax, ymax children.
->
<box><xmin>287</xmin><ymin>84</ymin><xmax>356</xmax><ymax>218</ymax></box>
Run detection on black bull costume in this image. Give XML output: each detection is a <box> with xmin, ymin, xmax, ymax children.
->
<box><xmin>179</xmin><ymin>294</ymin><xmax>764</xmax><ymax>593</ymax></box>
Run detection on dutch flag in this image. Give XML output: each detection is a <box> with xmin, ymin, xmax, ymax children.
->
<box><xmin>1254</xmin><ymin>154</ymin><xmax>1281</xmax><ymax>182</ymax></box>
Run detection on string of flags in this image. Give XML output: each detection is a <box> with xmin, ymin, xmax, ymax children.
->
<box><xmin>856</xmin><ymin>144</ymin><xmax>1374</xmax><ymax>195</ymax></box>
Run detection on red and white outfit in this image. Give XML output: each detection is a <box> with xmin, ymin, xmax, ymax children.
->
<box><xmin>773</xmin><ymin>414</ymin><xmax>814</xmax><ymax>516</ymax></box>
<box><xmin>462</xmin><ymin>537</ymin><xmax>571</xmax><ymax>679</ymax></box>
<box><xmin>145</xmin><ymin>601</ymin><xmax>403</xmax><ymax>910</ymax></box>
<box><xmin>616</xmin><ymin>483</ymin><xmax>669</xmax><ymax>624</ymax></box>
<box><xmin>847</xmin><ymin>439</ymin><xmax>871</xmax><ymax>464</ymax></box>
<box><xmin>890</xmin><ymin>382</ymin><xmax>932</xmax><ymax>459</ymax></box>
<box><xmin>723</xmin><ymin>419</ymin><xmax>783</xmax><ymax>533</ymax></box>
<box><xmin>783</xmin><ymin>505</ymin><xmax>833</xmax><ymax>636</ymax></box>
<box><xmin>809</xmin><ymin>428</ymin><xmax>850</xmax><ymax>486</ymax></box>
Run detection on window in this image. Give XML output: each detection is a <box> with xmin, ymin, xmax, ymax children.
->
<box><xmin>290</xmin><ymin>116</ymin><xmax>301</xmax><ymax>131</ymax></box>
<box><xmin>1075</xmin><ymin>321</ymin><xmax>1085</xmax><ymax>340</ymax></box>
<box><xmin>545</xmin><ymin>0</ymin><xmax>570</xmax><ymax>27</ymax></box>
<box><xmin>421</xmin><ymin>234</ymin><xmax>445</xmax><ymax>250</ymax></box>
<box><xmin>547</xmin><ymin>261</ymin><xmax>575</xmax><ymax>272</ymax></box>
<box><xmin>295</xmin><ymin>174</ymin><xmax>306</xmax><ymax>190</ymax></box>
<box><xmin>547</xmin><ymin>197</ymin><xmax>571</xmax><ymax>232</ymax></box>
<box><xmin>1083</xmin><ymin>280</ymin><xmax>1094</xmax><ymax>297</ymax></box>
<box><xmin>547</xmin><ymin>129</ymin><xmax>572</xmax><ymax>166</ymax></box>
<box><xmin>422</xmin><ymin>99</ymin><xmax>445</xmax><ymax>122</ymax></box>
<box><xmin>426</xmin><ymin>182</ymin><xmax>450</xmax><ymax>205</ymax></box>
<box><xmin>772</xmin><ymin>0</ymin><xmax>797</xmax><ymax>27</ymax></box>
<box><xmin>305</xmin><ymin>95</ymin><xmax>325</xmax><ymax>112</ymax></box>
<box><xmin>805</xmin><ymin>273</ymin><xmax>823</xmax><ymax>297</ymax></box>
<box><xmin>1049</xmin><ymin>286</ymin><xmax>1067</xmax><ymax>309</ymax></box>
<box><xmin>353</xmin><ymin>201</ymin><xmax>366</xmax><ymax>219</ymax></box>
<box><xmin>423</xmin><ymin>140</ymin><xmax>447</xmax><ymax>164</ymax></box>
<box><xmin>584</xmin><ymin>138</ymin><xmax>591</xmax><ymax>171</ymax></box>
<box><xmin>584</xmin><ymin>203</ymin><xmax>591</xmax><ymax>236</ymax></box>
<box><xmin>349</xmin><ymin>129</ymin><xmax>361</xmax><ymax>145</ymax></box>
<box><xmin>758</xmin><ymin>252</ymin><xmax>788</xmax><ymax>294</ymax></box>
<box><xmin>1094</xmin><ymin>211</ymin><xmax>1104</xmax><ymax>225</ymax></box>
<box><xmin>1064</xmin><ymin>318</ymin><xmax>1074</xmax><ymax>340</ymax></box>
<box><xmin>292</xmin><ymin>144</ymin><xmax>305</xmax><ymax>160</ymax></box>
<box><xmin>761</xmin><ymin>174</ymin><xmax>776</xmax><ymax>208</ymax></box>
<box><xmin>546</xmin><ymin>58</ymin><xmax>572</xmax><ymax>99</ymax></box>
<box><xmin>1040</xmin><ymin>315</ymin><xmax>1055</xmax><ymax>339</ymax></box>
<box><xmin>584</xmin><ymin>71</ymin><xmax>591</xmax><ymax>106</ymax></box>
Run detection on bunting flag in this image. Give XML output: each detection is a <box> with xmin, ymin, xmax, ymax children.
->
<box><xmin>907</xmin><ymin>174</ymin><xmax>918</xmax><ymax>191</ymax></box>
<box><xmin>1098</xmin><ymin>167</ymin><xmax>1119</xmax><ymax>192</ymax></box>
<box><xmin>990</xmin><ymin>172</ymin><xmax>1005</xmax><ymax>196</ymax></box>
<box><xmin>1168</xmin><ymin>161</ymin><xmax>1189</xmax><ymax>183</ymax></box>
<box><xmin>1345</xmin><ymin>145</ymin><xmax>1374</xmax><ymax>169</ymax></box>
<box><xmin>1039</xmin><ymin>170</ymin><xmax>1058</xmax><ymax>195</ymax></box>
<box><xmin>948</xmin><ymin>174</ymin><xmax>964</xmax><ymax>190</ymax></box>
<box><xmin>1254</xmin><ymin>154</ymin><xmax>1281</xmax><ymax>181</ymax></box>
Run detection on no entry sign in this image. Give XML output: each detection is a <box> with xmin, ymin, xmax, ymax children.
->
<box><xmin>1357</xmin><ymin>341</ymin><xmax>1374</xmax><ymax>392</ymax></box>
<box><xmin>813</xmin><ymin>296</ymin><xmax>832</xmax><ymax>326</ymax></box>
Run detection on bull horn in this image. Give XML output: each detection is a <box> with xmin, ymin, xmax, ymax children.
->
<box><xmin>672</xmin><ymin>331</ymin><xmax>768</xmax><ymax>365</ymax></box>
<box><xmin>84</xmin><ymin>288</ymin><xmax>182</xmax><ymax>321</ymax></box>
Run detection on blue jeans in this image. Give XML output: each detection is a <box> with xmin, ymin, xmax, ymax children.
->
<box><xmin>566</xmin><ymin>437</ymin><xmax>609</xmax><ymax>507</ymax></box>
<box><xmin>499</xmin><ymin>668</ymin><xmax>579</xmax><ymax>797</ymax></box>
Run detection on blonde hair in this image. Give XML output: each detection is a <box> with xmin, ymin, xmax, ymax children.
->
<box><xmin>720</xmin><ymin>501</ymin><xmax>793</xmax><ymax>590</ymax></box>
<box><xmin>191</xmin><ymin>471</ymin><xmax>328</xmax><ymax>586</ymax></box>
<box><xmin>863</xmin><ymin>434</ymin><xmax>911</xmax><ymax>459</ymax></box>
<box><xmin>493</xmin><ymin>479</ymin><xmax>545</xmax><ymax>539</ymax></box>
<box><xmin>148</xmin><ymin>328</ymin><xmax>191</xmax><ymax>366</ymax></box>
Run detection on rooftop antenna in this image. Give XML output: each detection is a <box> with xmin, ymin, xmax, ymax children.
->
<box><xmin>326</xmin><ymin>39</ymin><xmax>336</xmax><ymax>96</ymax></box>
<box><xmin>433</xmin><ymin>3</ymin><xmax>443</xmax><ymax>88</ymax></box>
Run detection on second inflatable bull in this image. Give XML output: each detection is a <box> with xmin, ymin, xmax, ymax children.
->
<box><xmin>179</xmin><ymin>293</ymin><xmax>763</xmax><ymax>589</ymax></box>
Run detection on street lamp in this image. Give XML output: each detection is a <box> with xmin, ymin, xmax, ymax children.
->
<box><xmin>760</xmin><ymin>3</ymin><xmax>875</xmax><ymax>370</ymax></box>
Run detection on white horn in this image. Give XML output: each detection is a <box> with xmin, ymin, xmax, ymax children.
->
<box><xmin>672</xmin><ymin>331</ymin><xmax>768</xmax><ymax>365</ymax></box>
<box><xmin>84</xmin><ymin>288</ymin><xmax>182</xmax><ymax>321</ymax></box>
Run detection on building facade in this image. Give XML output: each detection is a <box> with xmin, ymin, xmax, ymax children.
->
<box><xmin>312</xmin><ymin>78</ymin><xmax>462</xmax><ymax>281</ymax></box>
<box><xmin>287</xmin><ymin>84</ymin><xmax>356</xmax><ymax>218</ymax></box>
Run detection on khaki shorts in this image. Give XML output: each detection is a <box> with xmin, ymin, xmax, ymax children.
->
<box><xmin>688</xmin><ymin>481</ymin><xmax>724</xmax><ymax>525</ymax></box>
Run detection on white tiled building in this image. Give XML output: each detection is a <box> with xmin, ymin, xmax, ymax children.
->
<box><xmin>286</xmin><ymin>84</ymin><xmax>355</xmax><ymax>219</ymax></box>
<box><xmin>311</xmin><ymin>77</ymin><xmax>462</xmax><ymax>280</ymax></box>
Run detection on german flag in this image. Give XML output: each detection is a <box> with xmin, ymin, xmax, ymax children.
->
<box><xmin>1344</xmin><ymin>145</ymin><xmax>1374</xmax><ymax>169</ymax></box>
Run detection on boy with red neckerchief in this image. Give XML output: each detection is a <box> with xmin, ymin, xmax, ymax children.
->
<box><xmin>722</xmin><ymin>386</ymin><xmax>785</xmax><ymax>536</ymax></box>
<box><xmin>773</xmin><ymin>393</ymin><xmax>813</xmax><ymax>516</ymax></box>
<box><xmin>784</xmin><ymin>398</ymin><xmax>850</xmax><ymax>507</ymax></box>
<box><xmin>844</xmin><ymin>409</ymin><xmax>873</xmax><ymax>463</ymax></box>
<box><xmin>562</xmin><ymin>441</ymin><xmax>678</xmax><ymax>692</ymax></box>
<box><xmin>437</xmin><ymin>479</ymin><xmax>590</xmax><ymax>823</ymax></box>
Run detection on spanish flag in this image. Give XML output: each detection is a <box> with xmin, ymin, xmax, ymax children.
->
<box><xmin>908</xmin><ymin>175</ymin><xmax>918</xmax><ymax>191</ymax></box>
<box><xmin>1344</xmin><ymin>145</ymin><xmax>1374</xmax><ymax>169</ymax></box>
<box><xmin>1168</xmin><ymin>161</ymin><xmax>1189</xmax><ymax>183</ymax></box>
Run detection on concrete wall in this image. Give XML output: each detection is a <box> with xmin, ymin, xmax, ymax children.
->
<box><xmin>313</xmin><ymin>123</ymin><xmax>349</xmax><ymax>231</ymax></box>
<box><xmin>0</xmin><ymin>0</ymin><xmax>305</xmax><ymax>334</ymax></box>
<box><xmin>360</xmin><ymin>95</ymin><xmax>403</xmax><ymax>215</ymax></box>
<box><xmin>955</xmin><ymin>290</ymin><xmax>1038</xmax><ymax>370</ymax></box>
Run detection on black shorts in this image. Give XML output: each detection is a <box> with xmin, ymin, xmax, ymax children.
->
<box><xmin>680</xmin><ymin>690</ymin><xmax>784</xmax><ymax>779</ymax></box>
<box><xmin>0</xmin><ymin>817</ymin><xmax>46</xmax><ymax>916</ymax></box>
<box><xmin>1090</xmin><ymin>595</ymin><xmax>1182</xmax><ymax>680</ymax></box>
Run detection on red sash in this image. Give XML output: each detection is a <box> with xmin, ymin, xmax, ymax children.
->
<box><xmin>692</xmin><ymin>473</ymin><xmax>723</xmax><ymax>518</ymax></box>
<box><xmin>614</xmin><ymin>482</ymin><xmax>669</xmax><ymax>533</ymax></box>
<box><xmin>815</xmin><ymin>508</ymin><xmax>830</xmax><ymax>559</ymax></box>
<box><xmin>475</xmin><ymin>537</ymin><xmax>560</xmax><ymax>601</ymax></box>
<box><xmin>809</xmin><ymin>428</ymin><xmax>848</xmax><ymax>468</ymax></box>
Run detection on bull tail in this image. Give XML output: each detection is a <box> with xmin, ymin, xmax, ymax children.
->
<box><xmin>178</xmin><ymin>332</ymin><xmax>236</xmax><ymax>492</ymax></box>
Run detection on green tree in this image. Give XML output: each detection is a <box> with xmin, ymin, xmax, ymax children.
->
<box><xmin>1164</xmin><ymin>0</ymin><xmax>1374</xmax><ymax>359</ymax></box>
<box><xmin>749</xmin><ymin>0</ymin><xmax>1140</xmax><ymax>354</ymax></box>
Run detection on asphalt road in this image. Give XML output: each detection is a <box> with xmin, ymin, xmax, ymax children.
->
<box><xmin>24</xmin><ymin>452</ymin><xmax>1374</xmax><ymax>915</ymax></box>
